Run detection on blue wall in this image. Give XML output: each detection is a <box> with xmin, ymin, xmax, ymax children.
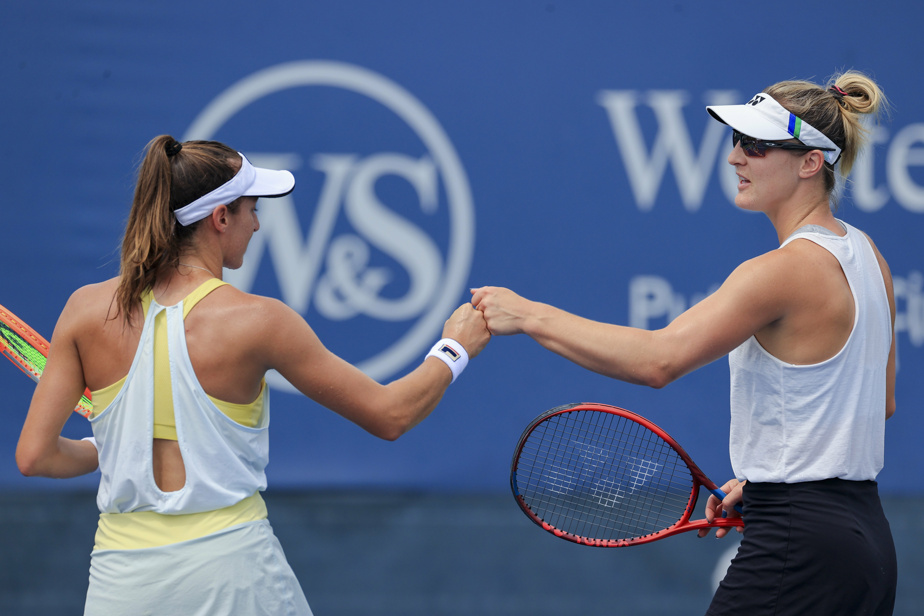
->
<box><xmin>3</xmin><ymin>2</ymin><xmax>922</xmax><ymax>496</ymax></box>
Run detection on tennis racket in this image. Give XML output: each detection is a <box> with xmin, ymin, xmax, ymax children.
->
<box><xmin>511</xmin><ymin>402</ymin><xmax>742</xmax><ymax>547</ymax></box>
<box><xmin>0</xmin><ymin>303</ymin><xmax>93</xmax><ymax>418</ymax></box>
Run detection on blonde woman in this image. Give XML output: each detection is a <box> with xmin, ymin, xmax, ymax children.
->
<box><xmin>473</xmin><ymin>71</ymin><xmax>896</xmax><ymax>615</ymax></box>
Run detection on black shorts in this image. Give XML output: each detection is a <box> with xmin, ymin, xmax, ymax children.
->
<box><xmin>706</xmin><ymin>479</ymin><xmax>896</xmax><ymax>616</ymax></box>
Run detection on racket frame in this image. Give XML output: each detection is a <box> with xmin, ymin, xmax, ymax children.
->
<box><xmin>511</xmin><ymin>402</ymin><xmax>742</xmax><ymax>547</ymax></box>
<box><xmin>0</xmin><ymin>303</ymin><xmax>92</xmax><ymax>418</ymax></box>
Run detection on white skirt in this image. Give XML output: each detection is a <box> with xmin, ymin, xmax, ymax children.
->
<box><xmin>85</xmin><ymin>519</ymin><xmax>312</xmax><ymax>616</ymax></box>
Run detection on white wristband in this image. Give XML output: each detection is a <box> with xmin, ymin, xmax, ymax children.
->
<box><xmin>81</xmin><ymin>436</ymin><xmax>99</xmax><ymax>451</ymax></box>
<box><xmin>426</xmin><ymin>338</ymin><xmax>469</xmax><ymax>384</ymax></box>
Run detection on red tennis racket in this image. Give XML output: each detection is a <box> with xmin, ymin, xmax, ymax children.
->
<box><xmin>511</xmin><ymin>402</ymin><xmax>742</xmax><ymax>547</ymax></box>
<box><xmin>0</xmin><ymin>303</ymin><xmax>93</xmax><ymax>418</ymax></box>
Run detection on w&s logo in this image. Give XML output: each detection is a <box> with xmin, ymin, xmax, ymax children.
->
<box><xmin>183</xmin><ymin>61</ymin><xmax>475</xmax><ymax>390</ymax></box>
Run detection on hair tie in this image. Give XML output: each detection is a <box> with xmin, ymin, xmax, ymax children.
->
<box><xmin>829</xmin><ymin>85</ymin><xmax>850</xmax><ymax>98</ymax></box>
<box><xmin>165</xmin><ymin>140</ymin><xmax>183</xmax><ymax>158</ymax></box>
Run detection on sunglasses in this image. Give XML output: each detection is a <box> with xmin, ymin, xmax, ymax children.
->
<box><xmin>732</xmin><ymin>129</ymin><xmax>834</xmax><ymax>158</ymax></box>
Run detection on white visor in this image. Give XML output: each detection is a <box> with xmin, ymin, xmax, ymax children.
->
<box><xmin>707</xmin><ymin>93</ymin><xmax>842</xmax><ymax>165</ymax></box>
<box><xmin>174</xmin><ymin>153</ymin><xmax>295</xmax><ymax>226</ymax></box>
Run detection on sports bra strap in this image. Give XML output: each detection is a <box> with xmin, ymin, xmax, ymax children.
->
<box><xmin>183</xmin><ymin>278</ymin><xmax>228</xmax><ymax>318</ymax></box>
<box><xmin>140</xmin><ymin>278</ymin><xmax>228</xmax><ymax>319</ymax></box>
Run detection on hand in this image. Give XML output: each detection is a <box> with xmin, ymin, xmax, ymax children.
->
<box><xmin>469</xmin><ymin>286</ymin><xmax>531</xmax><ymax>336</ymax></box>
<box><xmin>441</xmin><ymin>302</ymin><xmax>491</xmax><ymax>359</ymax></box>
<box><xmin>698</xmin><ymin>478</ymin><xmax>745</xmax><ymax>539</ymax></box>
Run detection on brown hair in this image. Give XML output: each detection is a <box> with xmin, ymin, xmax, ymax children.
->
<box><xmin>114</xmin><ymin>135</ymin><xmax>242</xmax><ymax>323</ymax></box>
<box><xmin>765</xmin><ymin>70</ymin><xmax>889</xmax><ymax>193</ymax></box>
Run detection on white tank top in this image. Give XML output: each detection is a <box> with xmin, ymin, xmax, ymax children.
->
<box><xmin>90</xmin><ymin>281</ymin><xmax>270</xmax><ymax>514</ymax></box>
<box><xmin>728</xmin><ymin>220</ymin><xmax>891</xmax><ymax>483</ymax></box>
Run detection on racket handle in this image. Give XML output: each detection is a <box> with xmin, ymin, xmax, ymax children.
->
<box><xmin>710</xmin><ymin>487</ymin><xmax>744</xmax><ymax>515</ymax></box>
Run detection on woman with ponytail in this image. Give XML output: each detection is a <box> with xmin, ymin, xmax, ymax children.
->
<box><xmin>17</xmin><ymin>135</ymin><xmax>490</xmax><ymax>615</ymax></box>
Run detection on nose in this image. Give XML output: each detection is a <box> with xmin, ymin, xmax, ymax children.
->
<box><xmin>728</xmin><ymin>143</ymin><xmax>746</xmax><ymax>166</ymax></box>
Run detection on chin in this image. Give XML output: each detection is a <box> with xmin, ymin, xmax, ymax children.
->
<box><xmin>733</xmin><ymin>194</ymin><xmax>758</xmax><ymax>212</ymax></box>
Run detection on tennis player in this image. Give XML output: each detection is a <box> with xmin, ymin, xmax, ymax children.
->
<box><xmin>472</xmin><ymin>70</ymin><xmax>897</xmax><ymax>615</ymax></box>
<box><xmin>16</xmin><ymin>135</ymin><xmax>490</xmax><ymax>615</ymax></box>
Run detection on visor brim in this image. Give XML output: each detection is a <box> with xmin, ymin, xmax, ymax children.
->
<box><xmin>706</xmin><ymin>104</ymin><xmax>794</xmax><ymax>141</ymax></box>
<box><xmin>243</xmin><ymin>168</ymin><xmax>295</xmax><ymax>199</ymax></box>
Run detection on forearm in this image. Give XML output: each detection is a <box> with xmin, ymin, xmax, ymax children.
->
<box><xmin>17</xmin><ymin>436</ymin><xmax>99</xmax><ymax>479</ymax></box>
<box><xmin>523</xmin><ymin>302</ymin><xmax>672</xmax><ymax>387</ymax></box>
<box><xmin>379</xmin><ymin>358</ymin><xmax>453</xmax><ymax>439</ymax></box>
<box><xmin>474</xmin><ymin>284</ymin><xmax>749</xmax><ymax>389</ymax></box>
<box><xmin>271</xmin><ymin>298</ymin><xmax>488</xmax><ymax>439</ymax></box>
<box><xmin>295</xmin><ymin>350</ymin><xmax>455</xmax><ymax>441</ymax></box>
<box><xmin>332</xmin><ymin>360</ymin><xmax>451</xmax><ymax>441</ymax></box>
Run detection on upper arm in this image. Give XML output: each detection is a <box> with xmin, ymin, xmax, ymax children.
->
<box><xmin>17</xmin><ymin>289</ymin><xmax>96</xmax><ymax>467</ymax></box>
<box><xmin>653</xmin><ymin>252</ymin><xmax>792</xmax><ymax>382</ymax></box>
<box><xmin>253</xmin><ymin>298</ymin><xmax>396</xmax><ymax>429</ymax></box>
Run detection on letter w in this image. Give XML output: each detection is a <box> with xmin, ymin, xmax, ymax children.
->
<box><xmin>597</xmin><ymin>90</ymin><xmax>735</xmax><ymax>212</ymax></box>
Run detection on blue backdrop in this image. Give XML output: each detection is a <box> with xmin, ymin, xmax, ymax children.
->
<box><xmin>3</xmin><ymin>1</ymin><xmax>922</xmax><ymax>495</ymax></box>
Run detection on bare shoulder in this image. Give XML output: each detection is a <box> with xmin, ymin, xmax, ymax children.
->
<box><xmin>198</xmin><ymin>285</ymin><xmax>312</xmax><ymax>342</ymax></box>
<box><xmin>713</xmin><ymin>246</ymin><xmax>825</xmax><ymax>321</ymax></box>
<box><xmin>58</xmin><ymin>278</ymin><xmax>121</xmax><ymax>329</ymax></box>
<box><xmin>206</xmin><ymin>284</ymin><xmax>299</xmax><ymax>322</ymax></box>
<box><xmin>775</xmin><ymin>237</ymin><xmax>849</xmax><ymax>282</ymax></box>
<box><xmin>65</xmin><ymin>277</ymin><xmax>119</xmax><ymax>307</ymax></box>
<box><xmin>725</xmin><ymin>248</ymin><xmax>802</xmax><ymax>294</ymax></box>
<box><xmin>775</xmin><ymin>237</ymin><xmax>853</xmax><ymax>293</ymax></box>
<box><xmin>194</xmin><ymin>285</ymin><xmax>322</xmax><ymax>371</ymax></box>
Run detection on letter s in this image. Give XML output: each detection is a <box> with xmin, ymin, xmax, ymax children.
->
<box><xmin>316</xmin><ymin>154</ymin><xmax>443</xmax><ymax>321</ymax></box>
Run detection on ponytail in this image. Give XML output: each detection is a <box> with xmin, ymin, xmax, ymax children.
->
<box><xmin>114</xmin><ymin>136</ymin><xmax>240</xmax><ymax>323</ymax></box>
<box><xmin>824</xmin><ymin>70</ymin><xmax>889</xmax><ymax>178</ymax></box>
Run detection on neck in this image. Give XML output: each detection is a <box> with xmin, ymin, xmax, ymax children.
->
<box><xmin>177</xmin><ymin>260</ymin><xmax>221</xmax><ymax>279</ymax></box>
<box><xmin>767</xmin><ymin>186</ymin><xmax>837</xmax><ymax>243</ymax></box>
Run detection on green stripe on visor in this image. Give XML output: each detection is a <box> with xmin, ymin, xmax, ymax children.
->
<box><xmin>788</xmin><ymin>114</ymin><xmax>802</xmax><ymax>139</ymax></box>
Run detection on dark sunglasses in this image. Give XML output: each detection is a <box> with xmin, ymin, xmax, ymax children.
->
<box><xmin>732</xmin><ymin>129</ymin><xmax>834</xmax><ymax>158</ymax></box>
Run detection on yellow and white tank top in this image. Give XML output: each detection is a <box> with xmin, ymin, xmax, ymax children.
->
<box><xmin>88</xmin><ymin>279</ymin><xmax>270</xmax><ymax>549</ymax></box>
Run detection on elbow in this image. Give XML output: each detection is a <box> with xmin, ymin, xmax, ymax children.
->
<box><xmin>885</xmin><ymin>399</ymin><xmax>896</xmax><ymax>420</ymax></box>
<box><xmin>636</xmin><ymin>361</ymin><xmax>678</xmax><ymax>390</ymax></box>
<box><xmin>16</xmin><ymin>460</ymin><xmax>36</xmax><ymax>478</ymax></box>
<box><xmin>371</xmin><ymin>405</ymin><xmax>433</xmax><ymax>442</ymax></box>
<box><xmin>15</xmin><ymin>437</ymin><xmax>60</xmax><ymax>477</ymax></box>
<box><xmin>644</xmin><ymin>372</ymin><xmax>672</xmax><ymax>390</ymax></box>
<box><xmin>366</xmin><ymin>408</ymin><xmax>416</xmax><ymax>442</ymax></box>
<box><xmin>16</xmin><ymin>448</ymin><xmax>42</xmax><ymax>477</ymax></box>
<box><xmin>374</xmin><ymin>422</ymin><xmax>408</xmax><ymax>442</ymax></box>
<box><xmin>356</xmin><ymin>386</ymin><xmax>441</xmax><ymax>441</ymax></box>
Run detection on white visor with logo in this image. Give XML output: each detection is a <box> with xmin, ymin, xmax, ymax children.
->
<box><xmin>174</xmin><ymin>153</ymin><xmax>295</xmax><ymax>226</ymax></box>
<box><xmin>707</xmin><ymin>93</ymin><xmax>841</xmax><ymax>165</ymax></box>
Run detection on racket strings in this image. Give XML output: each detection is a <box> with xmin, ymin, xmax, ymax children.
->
<box><xmin>0</xmin><ymin>318</ymin><xmax>48</xmax><ymax>381</ymax></box>
<box><xmin>515</xmin><ymin>410</ymin><xmax>693</xmax><ymax>542</ymax></box>
<box><xmin>1</xmin><ymin>310</ymin><xmax>93</xmax><ymax>417</ymax></box>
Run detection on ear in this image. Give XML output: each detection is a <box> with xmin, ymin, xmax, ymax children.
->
<box><xmin>798</xmin><ymin>150</ymin><xmax>827</xmax><ymax>179</ymax></box>
<box><xmin>209</xmin><ymin>204</ymin><xmax>230</xmax><ymax>233</ymax></box>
